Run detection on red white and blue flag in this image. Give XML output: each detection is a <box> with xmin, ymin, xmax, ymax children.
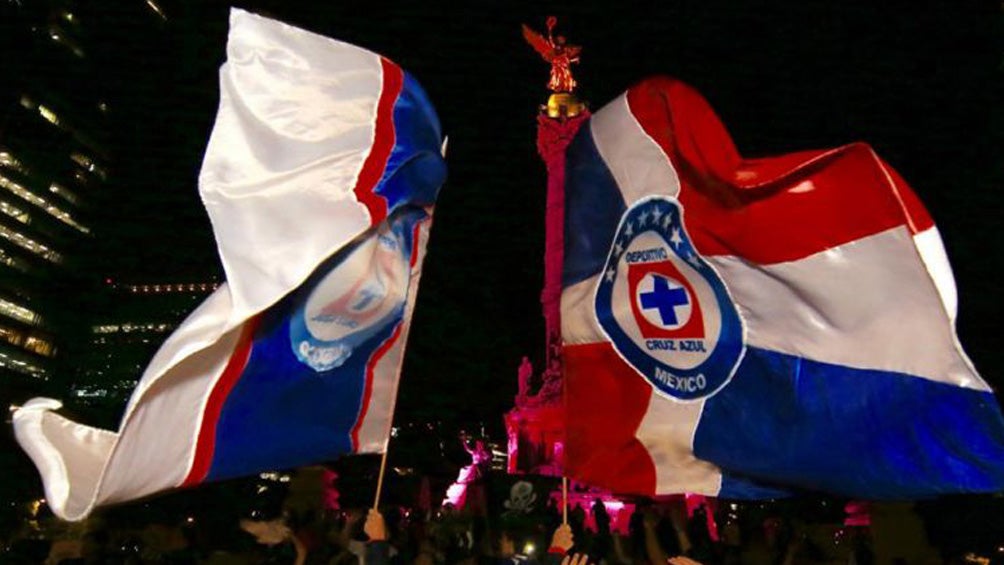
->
<box><xmin>561</xmin><ymin>77</ymin><xmax>1004</xmax><ymax>499</ymax></box>
<box><xmin>13</xmin><ymin>9</ymin><xmax>446</xmax><ymax>521</ymax></box>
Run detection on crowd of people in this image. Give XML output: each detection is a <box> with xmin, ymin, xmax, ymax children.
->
<box><xmin>1</xmin><ymin>435</ymin><xmax>997</xmax><ymax>564</ymax></box>
<box><xmin>2</xmin><ymin>488</ymin><xmax>896</xmax><ymax>565</ymax></box>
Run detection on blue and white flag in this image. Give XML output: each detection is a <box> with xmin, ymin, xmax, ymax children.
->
<box><xmin>13</xmin><ymin>9</ymin><xmax>446</xmax><ymax>521</ymax></box>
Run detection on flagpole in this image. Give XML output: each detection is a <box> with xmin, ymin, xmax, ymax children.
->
<box><xmin>561</xmin><ymin>476</ymin><xmax>568</xmax><ymax>525</ymax></box>
<box><xmin>373</xmin><ymin>448</ymin><xmax>390</xmax><ymax>510</ymax></box>
<box><xmin>371</xmin><ymin>312</ymin><xmax>420</xmax><ymax>510</ymax></box>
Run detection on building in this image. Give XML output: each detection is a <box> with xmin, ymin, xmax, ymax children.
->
<box><xmin>0</xmin><ymin>0</ymin><xmax>123</xmax><ymax>529</ymax></box>
<box><xmin>72</xmin><ymin>279</ymin><xmax>217</xmax><ymax>413</ymax></box>
<box><xmin>0</xmin><ymin>1</ymin><xmax>112</xmax><ymax>402</ymax></box>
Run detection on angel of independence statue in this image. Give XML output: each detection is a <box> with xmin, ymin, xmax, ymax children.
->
<box><xmin>523</xmin><ymin>17</ymin><xmax>586</xmax><ymax>119</ymax></box>
<box><xmin>522</xmin><ymin>16</ymin><xmax>581</xmax><ymax>94</ymax></box>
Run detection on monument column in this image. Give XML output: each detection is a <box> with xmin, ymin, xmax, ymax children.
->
<box><xmin>506</xmin><ymin>17</ymin><xmax>589</xmax><ymax>475</ymax></box>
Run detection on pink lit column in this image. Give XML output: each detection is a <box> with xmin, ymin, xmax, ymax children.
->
<box><xmin>536</xmin><ymin>111</ymin><xmax>589</xmax><ymax>398</ymax></box>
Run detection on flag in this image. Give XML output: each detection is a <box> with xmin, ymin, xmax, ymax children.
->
<box><xmin>561</xmin><ymin>76</ymin><xmax>1004</xmax><ymax>499</ymax></box>
<box><xmin>13</xmin><ymin>8</ymin><xmax>447</xmax><ymax>521</ymax></box>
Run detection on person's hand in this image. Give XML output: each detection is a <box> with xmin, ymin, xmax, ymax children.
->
<box><xmin>364</xmin><ymin>508</ymin><xmax>388</xmax><ymax>541</ymax></box>
<box><xmin>550</xmin><ymin>523</ymin><xmax>574</xmax><ymax>552</ymax></box>
<box><xmin>668</xmin><ymin>557</ymin><xmax>703</xmax><ymax>565</ymax></box>
<box><xmin>561</xmin><ymin>554</ymin><xmax>590</xmax><ymax>565</ymax></box>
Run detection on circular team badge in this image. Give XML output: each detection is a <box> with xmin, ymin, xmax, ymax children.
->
<box><xmin>594</xmin><ymin>196</ymin><xmax>745</xmax><ymax>401</ymax></box>
<box><xmin>289</xmin><ymin>213</ymin><xmax>420</xmax><ymax>372</ymax></box>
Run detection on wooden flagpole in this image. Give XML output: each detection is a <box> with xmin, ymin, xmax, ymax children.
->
<box><xmin>373</xmin><ymin>448</ymin><xmax>390</xmax><ymax>510</ymax></box>
<box><xmin>562</xmin><ymin>476</ymin><xmax>569</xmax><ymax>524</ymax></box>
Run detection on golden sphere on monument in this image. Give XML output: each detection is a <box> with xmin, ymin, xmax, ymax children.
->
<box><xmin>545</xmin><ymin>93</ymin><xmax>584</xmax><ymax>119</ymax></box>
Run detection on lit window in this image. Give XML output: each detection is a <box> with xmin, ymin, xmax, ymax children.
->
<box><xmin>71</xmin><ymin>387</ymin><xmax>109</xmax><ymax>399</ymax></box>
<box><xmin>37</xmin><ymin>104</ymin><xmax>60</xmax><ymax>126</ymax></box>
<box><xmin>0</xmin><ymin>174</ymin><xmax>89</xmax><ymax>233</ymax></box>
<box><xmin>23</xmin><ymin>336</ymin><xmax>53</xmax><ymax>356</ymax></box>
<box><xmin>0</xmin><ymin>150</ymin><xmax>29</xmax><ymax>176</ymax></box>
<box><xmin>0</xmin><ymin>325</ymin><xmax>25</xmax><ymax>346</ymax></box>
<box><xmin>122</xmin><ymin>281</ymin><xmax>217</xmax><ymax>294</ymax></box>
<box><xmin>0</xmin><ymin>199</ymin><xmax>30</xmax><ymax>224</ymax></box>
<box><xmin>0</xmin><ymin>298</ymin><xmax>41</xmax><ymax>325</ymax></box>
<box><xmin>146</xmin><ymin>0</ymin><xmax>167</xmax><ymax>20</ymax></box>
<box><xmin>0</xmin><ymin>247</ymin><xmax>28</xmax><ymax>272</ymax></box>
<box><xmin>70</xmin><ymin>152</ymin><xmax>103</xmax><ymax>177</ymax></box>
<box><xmin>46</xmin><ymin>25</ymin><xmax>84</xmax><ymax>58</ymax></box>
<box><xmin>48</xmin><ymin>183</ymin><xmax>79</xmax><ymax>205</ymax></box>
<box><xmin>0</xmin><ymin>350</ymin><xmax>46</xmax><ymax>378</ymax></box>
<box><xmin>0</xmin><ymin>224</ymin><xmax>61</xmax><ymax>263</ymax></box>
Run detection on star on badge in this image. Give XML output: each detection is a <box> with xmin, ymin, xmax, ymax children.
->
<box><xmin>651</xmin><ymin>207</ymin><xmax>663</xmax><ymax>224</ymax></box>
<box><xmin>670</xmin><ymin>227</ymin><xmax>683</xmax><ymax>248</ymax></box>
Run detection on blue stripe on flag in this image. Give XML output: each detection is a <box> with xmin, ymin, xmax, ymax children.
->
<box><xmin>563</xmin><ymin>122</ymin><xmax>626</xmax><ymax>288</ymax></box>
<box><xmin>205</xmin><ymin>303</ymin><xmax>370</xmax><ymax>482</ymax></box>
<box><xmin>377</xmin><ymin>72</ymin><xmax>447</xmax><ymax>212</ymax></box>
<box><xmin>694</xmin><ymin>347</ymin><xmax>1004</xmax><ymax>499</ymax></box>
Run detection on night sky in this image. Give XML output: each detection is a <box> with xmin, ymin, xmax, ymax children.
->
<box><xmin>17</xmin><ymin>1</ymin><xmax>1004</xmax><ymax>431</ymax></box>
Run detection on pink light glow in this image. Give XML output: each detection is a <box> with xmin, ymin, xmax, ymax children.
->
<box><xmin>442</xmin><ymin>482</ymin><xmax>466</xmax><ymax>508</ymax></box>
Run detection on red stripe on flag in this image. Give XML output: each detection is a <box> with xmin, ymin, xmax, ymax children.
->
<box><xmin>353</xmin><ymin>58</ymin><xmax>404</xmax><ymax>225</ymax></box>
<box><xmin>564</xmin><ymin>342</ymin><xmax>657</xmax><ymax>495</ymax></box>
<box><xmin>625</xmin><ymin>77</ymin><xmax>935</xmax><ymax>264</ymax></box>
<box><xmin>181</xmin><ymin>317</ymin><xmax>260</xmax><ymax>487</ymax></box>
<box><xmin>407</xmin><ymin>219</ymin><xmax>423</xmax><ymax>269</ymax></box>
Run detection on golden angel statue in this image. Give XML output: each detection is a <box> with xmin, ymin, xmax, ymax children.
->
<box><xmin>522</xmin><ymin>16</ymin><xmax>581</xmax><ymax>93</ymax></box>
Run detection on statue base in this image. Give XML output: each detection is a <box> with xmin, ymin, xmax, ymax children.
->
<box><xmin>505</xmin><ymin>402</ymin><xmax>564</xmax><ymax>476</ymax></box>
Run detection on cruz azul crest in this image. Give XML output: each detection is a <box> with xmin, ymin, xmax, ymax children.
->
<box><xmin>595</xmin><ymin>197</ymin><xmax>744</xmax><ymax>401</ymax></box>
<box><xmin>288</xmin><ymin>209</ymin><xmax>425</xmax><ymax>372</ymax></box>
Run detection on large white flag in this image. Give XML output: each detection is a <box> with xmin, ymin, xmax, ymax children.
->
<box><xmin>14</xmin><ymin>8</ymin><xmax>446</xmax><ymax>521</ymax></box>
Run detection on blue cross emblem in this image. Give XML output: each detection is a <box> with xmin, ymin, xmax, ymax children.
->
<box><xmin>640</xmin><ymin>275</ymin><xmax>688</xmax><ymax>325</ymax></box>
